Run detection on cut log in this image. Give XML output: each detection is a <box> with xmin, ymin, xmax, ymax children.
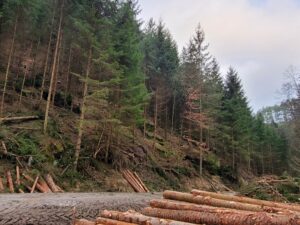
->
<box><xmin>101</xmin><ymin>210</ymin><xmax>197</xmax><ymax>225</ymax></box>
<box><xmin>0</xmin><ymin>177</ymin><xmax>4</xmax><ymax>192</ymax></box>
<box><xmin>0</xmin><ymin>116</ymin><xmax>39</xmax><ymax>123</ymax></box>
<box><xmin>38</xmin><ymin>177</ymin><xmax>52</xmax><ymax>193</ymax></box>
<box><xmin>142</xmin><ymin>207</ymin><xmax>300</xmax><ymax>225</ymax></box>
<box><xmin>163</xmin><ymin>191</ymin><xmax>284</xmax><ymax>213</ymax></box>
<box><xmin>44</xmin><ymin>174</ymin><xmax>60</xmax><ymax>192</ymax></box>
<box><xmin>192</xmin><ymin>189</ymin><xmax>300</xmax><ymax>213</ymax></box>
<box><xmin>74</xmin><ymin>219</ymin><xmax>95</xmax><ymax>225</ymax></box>
<box><xmin>23</xmin><ymin>173</ymin><xmax>47</xmax><ymax>193</ymax></box>
<box><xmin>16</xmin><ymin>165</ymin><xmax>20</xmax><ymax>186</ymax></box>
<box><xmin>133</xmin><ymin>172</ymin><xmax>149</xmax><ymax>192</ymax></box>
<box><xmin>6</xmin><ymin>170</ymin><xmax>14</xmax><ymax>193</ymax></box>
<box><xmin>18</xmin><ymin>188</ymin><xmax>24</xmax><ymax>193</ymax></box>
<box><xmin>96</xmin><ymin>217</ymin><xmax>137</xmax><ymax>225</ymax></box>
<box><xmin>122</xmin><ymin>170</ymin><xmax>143</xmax><ymax>193</ymax></box>
<box><xmin>125</xmin><ymin>170</ymin><xmax>145</xmax><ymax>193</ymax></box>
<box><xmin>31</xmin><ymin>176</ymin><xmax>39</xmax><ymax>193</ymax></box>
<box><xmin>1</xmin><ymin>141</ymin><xmax>7</xmax><ymax>155</ymax></box>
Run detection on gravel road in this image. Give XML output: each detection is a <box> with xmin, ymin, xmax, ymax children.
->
<box><xmin>0</xmin><ymin>193</ymin><xmax>161</xmax><ymax>225</ymax></box>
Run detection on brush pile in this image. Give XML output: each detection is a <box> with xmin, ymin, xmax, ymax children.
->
<box><xmin>75</xmin><ymin>189</ymin><xmax>300</xmax><ymax>225</ymax></box>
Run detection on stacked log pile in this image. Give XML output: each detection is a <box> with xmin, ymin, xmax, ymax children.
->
<box><xmin>75</xmin><ymin>189</ymin><xmax>300</xmax><ymax>225</ymax></box>
<box><xmin>0</xmin><ymin>167</ymin><xmax>63</xmax><ymax>193</ymax></box>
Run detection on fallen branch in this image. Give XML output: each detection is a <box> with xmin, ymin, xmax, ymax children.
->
<box><xmin>1</xmin><ymin>141</ymin><xmax>7</xmax><ymax>155</ymax></box>
<box><xmin>16</xmin><ymin>165</ymin><xmax>20</xmax><ymax>186</ymax></box>
<box><xmin>31</xmin><ymin>176</ymin><xmax>39</xmax><ymax>193</ymax></box>
<box><xmin>0</xmin><ymin>115</ymin><xmax>39</xmax><ymax>123</ymax></box>
<box><xmin>0</xmin><ymin>177</ymin><xmax>4</xmax><ymax>192</ymax></box>
<box><xmin>23</xmin><ymin>173</ymin><xmax>47</xmax><ymax>193</ymax></box>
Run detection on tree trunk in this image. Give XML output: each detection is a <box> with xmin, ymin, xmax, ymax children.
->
<box><xmin>171</xmin><ymin>95</ymin><xmax>175</xmax><ymax>135</ymax></box>
<box><xmin>19</xmin><ymin>41</ymin><xmax>33</xmax><ymax>106</ymax></box>
<box><xmin>64</xmin><ymin>46</ymin><xmax>72</xmax><ymax>107</ymax></box>
<box><xmin>31</xmin><ymin>37</ymin><xmax>41</xmax><ymax>95</ymax></box>
<box><xmin>191</xmin><ymin>189</ymin><xmax>300</xmax><ymax>213</ymax></box>
<box><xmin>0</xmin><ymin>177</ymin><xmax>4</xmax><ymax>192</ymax></box>
<box><xmin>16</xmin><ymin>165</ymin><xmax>20</xmax><ymax>186</ymax></box>
<box><xmin>74</xmin><ymin>47</ymin><xmax>92</xmax><ymax>170</ymax></box>
<box><xmin>40</xmin><ymin>6</ymin><xmax>56</xmax><ymax>101</ymax></box>
<box><xmin>97</xmin><ymin>217</ymin><xmax>137</xmax><ymax>225</ymax></box>
<box><xmin>44</xmin><ymin>174</ymin><xmax>59</xmax><ymax>193</ymax></box>
<box><xmin>153</xmin><ymin>90</ymin><xmax>158</xmax><ymax>150</ymax></box>
<box><xmin>43</xmin><ymin>0</ymin><xmax>64</xmax><ymax>134</ymax></box>
<box><xmin>0</xmin><ymin>16</ymin><xmax>18</xmax><ymax>116</ymax></box>
<box><xmin>30</xmin><ymin>176</ymin><xmax>39</xmax><ymax>193</ymax></box>
<box><xmin>142</xmin><ymin>207</ymin><xmax>300</xmax><ymax>225</ymax></box>
<box><xmin>101</xmin><ymin>210</ymin><xmax>195</xmax><ymax>225</ymax></box>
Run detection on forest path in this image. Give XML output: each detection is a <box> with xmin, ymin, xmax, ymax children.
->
<box><xmin>0</xmin><ymin>192</ymin><xmax>161</xmax><ymax>225</ymax></box>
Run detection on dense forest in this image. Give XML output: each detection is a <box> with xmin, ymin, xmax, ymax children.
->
<box><xmin>0</xmin><ymin>0</ymin><xmax>298</xmax><ymax>191</ymax></box>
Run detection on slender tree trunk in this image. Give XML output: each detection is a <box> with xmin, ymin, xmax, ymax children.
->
<box><xmin>261</xmin><ymin>147</ymin><xmax>265</xmax><ymax>175</ymax></box>
<box><xmin>64</xmin><ymin>46</ymin><xmax>72</xmax><ymax>107</ymax></box>
<box><xmin>31</xmin><ymin>37</ymin><xmax>41</xmax><ymax>96</ymax></box>
<box><xmin>171</xmin><ymin>94</ymin><xmax>175</xmax><ymax>135</ymax></box>
<box><xmin>1</xmin><ymin>16</ymin><xmax>18</xmax><ymax>116</ymax></box>
<box><xmin>164</xmin><ymin>102</ymin><xmax>168</xmax><ymax>140</ymax></box>
<box><xmin>51</xmin><ymin>31</ymin><xmax>63</xmax><ymax>106</ymax></box>
<box><xmin>143</xmin><ymin>104</ymin><xmax>147</xmax><ymax>138</ymax></box>
<box><xmin>19</xmin><ymin>41</ymin><xmax>33</xmax><ymax>106</ymax></box>
<box><xmin>40</xmin><ymin>2</ymin><xmax>56</xmax><ymax>101</ymax></box>
<box><xmin>74</xmin><ymin>47</ymin><xmax>92</xmax><ymax>170</ymax></box>
<box><xmin>153</xmin><ymin>90</ymin><xmax>158</xmax><ymax>150</ymax></box>
<box><xmin>43</xmin><ymin>0</ymin><xmax>64</xmax><ymax>134</ymax></box>
<box><xmin>199</xmin><ymin>85</ymin><xmax>203</xmax><ymax>176</ymax></box>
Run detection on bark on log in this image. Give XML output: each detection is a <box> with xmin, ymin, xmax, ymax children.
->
<box><xmin>38</xmin><ymin>177</ymin><xmax>52</xmax><ymax>193</ymax></box>
<box><xmin>0</xmin><ymin>116</ymin><xmax>39</xmax><ymax>123</ymax></box>
<box><xmin>142</xmin><ymin>207</ymin><xmax>300</xmax><ymax>225</ymax></box>
<box><xmin>31</xmin><ymin>176</ymin><xmax>39</xmax><ymax>193</ymax></box>
<box><xmin>96</xmin><ymin>217</ymin><xmax>137</xmax><ymax>225</ymax></box>
<box><xmin>74</xmin><ymin>219</ymin><xmax>96</xmax><ymax>225</ymax></box>
<box><xmin>192</xmin><ymin>189</ymin><xmax>300</xmax><ymax>213</ymax></box>
<box><xmin>122</xmin><ymin>171</ymin><xmax>143</xmax><ymax>193</ymax></box>
<box><xmin>101</xmin><ymin>210</ymin><xmax>197</xmax><ymax>225</ymax></box>
<box><xmin>6</xmin><ymin>170</ymin><xmax>14</xmax><ymax>193</ymax></box>
<box><xmin>163</xmin><ymin>191</ymin><xmax>284</xmax><ymax>213</ymax></box>
<box><xmin>125</xmin><ymin>170</ymin><xmax>145</xmax><ymax>193</ymax></box>
<box><xmin>0</xmin><ymin>177</ymin><xmax>4</xmax><ymax>192</ymax></box>
<box><xmin>18</xmin><ymin>188</ymin><xmax>24</xmax><ymax>193</ymax></box>
<box><xmin>44</xmin><ymin>174</ymin><xmax>60</xmax><ymax>192</ymax></box>
<box><xmin>23</xmin><ymin>173</ymin><xmax>47</xmax><ymax>193</ymax></box>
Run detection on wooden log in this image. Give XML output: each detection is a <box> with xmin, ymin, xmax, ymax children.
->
<box><xmin>23</xmin><ymin>173</ymin><xmax>47</xmax><ymax>193</ymax></box>
<box><xmin>101</xmin><ymin>210</ymin><xmax>197</xmax><ymax>225</ymax></box>
<box><xmin>0</xmin><ymin>115</ymin><xmax>39</xmax><ymax>123</ymax></box>
<box><xmin>6</xmin><ymin>170</ymin><xmax>14</xmax><ymax>193</ymax></box>
<box><xmin>74</xmin><ymin>219</ymin><xmax>95</xmax><ymax>225</ymax></box>
<box><xmin>44</xmin><ymin>174</ymin><xmax>59</xmax><ymax>192</ymax></box>
<box><xmin>0</xmin><ymin>177</ymin><xmax>4</xmax><ymax>192</ymax></box>
<box><xmin>192</xmin><ymin>189</ymin><xmax>300</xmax><ymax>213</ymax></box>
<box><xmin>122</xmin><ymin>171</ymin><xmax>142</xmax><ymax>193</ymax></box>
<box><xmin>163</xmin><ymin>191</ymin><xmax>284</xmax><ymax>213</ymax></box>
<box><xmin>38</xmin><ymin>177</ymin><xmax>52</xmax><ymax>193</ymax></box>
<box><xmin>142</xmin><ymin>207</ymin><xmax>300</xmax><ymax>225</ymax></box>
<box><xmin>133</xmin><ymin>172</ymin><xmax>149</xmax><ymax>192</ymax></box>
<box><xmin>16</xmin><ymin>165</ymin><xmax>20</xmax><ymax>186</ymax></box>
<box><xmin>124</xmin><ymin>170</ymin><xmax>144</xmax><ymax>193</ymax></box>
<box><xmin>96</xmin><ymin>217</ymin><xmax>137</xmax><ymax>225</ymax></box>
<box><xmin>31</xmin><ymin>176</ymin><xmax>39</xmax><ymax>193</ymax></box>
<box><xmin>56</xmin><ymin>184</ymin><xmax>64</xmax><ymax>192</ymax></box>
<box><xmin>18</xmin><ymin>188</ymin><xmax>24</xmax><ymax>193</ymax></box>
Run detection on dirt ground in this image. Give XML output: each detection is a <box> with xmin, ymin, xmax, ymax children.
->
<box><xmin>0</xmin><ymin>192</ymin><xmax>161</xmax><ymax>225</ymax></box>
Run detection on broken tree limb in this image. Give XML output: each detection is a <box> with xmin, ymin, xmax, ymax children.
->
<box><xmin>192</xmin><ymin>189</ymin><xmax>300</xmax><ymax>213</ymax></box>
<box><xmin>6</xmin><ymin>170</ymin><xmax>14</xmax><ymax>193</ymax></box>
<box><xmin>0</xmin><ymin>177</ymin><xmax>4</xmax><ymax>192</ymax></box>
<box><xmin>31</xmin><ymin>176</ymin><xmax>39</xmax><ymax>193</ymax></box>
<box><xmin>142</xmin><ymin>207</ymin><xmax>300</xmax><ymax>225</ymax></box>
<box><xmin>96</xmin><ymin>217</ymin><xmax>137</xmax><ymax>225</ymax></box>
<box><xmin>163</xmin><ymin>191</ymin><xmax>284</xmax><ymax>213</ymax></box>
<box><xmin>0</xmin><ymin>115</ymin><xmax>39</xmax><ymax>123</ymax></box>
<box><xmin>44</xmin><ymin>174</ymin><xmax>60</xmax><ymax>192</ymax></box>
<box><xmin>22</xmin><ymin>173</ymin><xmax>47</xmax><ymax>193</ymax></box>
<box><xmin>100</xmin><ymin>210</ymin><xmax>197</xmax><ymax>225</ymax></box>
<box><xmin>1</xmin><ymin>141</ymin><xmax>7</xmax><ymax>155</ymax></box>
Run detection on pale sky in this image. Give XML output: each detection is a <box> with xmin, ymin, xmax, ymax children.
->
<box><xmin>138</xmin><ymin>0</ymin><xmax>300</xmax><ymax>111</ymax></box>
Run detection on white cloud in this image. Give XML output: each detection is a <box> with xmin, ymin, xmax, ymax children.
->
<box><xmin>138</xmin><ymin>0</ymin><xmax>300</xmax><ymax>110</ymax></box>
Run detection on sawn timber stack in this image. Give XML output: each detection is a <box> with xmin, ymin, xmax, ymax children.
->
<box><xmin>75</xmin><ymin>189</ymin><xmax>300</xmax><ymax>225</ymax></box>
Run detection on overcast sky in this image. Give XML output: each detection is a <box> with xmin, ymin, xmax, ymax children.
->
<box><xmin>138</xmin><ymin>0</ymin><xmax>300</xmax><ymax>111</ymax></box>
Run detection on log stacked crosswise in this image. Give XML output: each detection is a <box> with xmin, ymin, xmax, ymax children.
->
<box><xmin>75</xmin><ymin>189</ymin><xmax>300</xmax><ymax>225</ymax></box>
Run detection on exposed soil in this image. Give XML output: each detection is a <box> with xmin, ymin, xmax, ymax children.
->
<box><xmin>0</xmin><ymin>192</ymin><xmax>161</xmax><ymax>225</ymax></box>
